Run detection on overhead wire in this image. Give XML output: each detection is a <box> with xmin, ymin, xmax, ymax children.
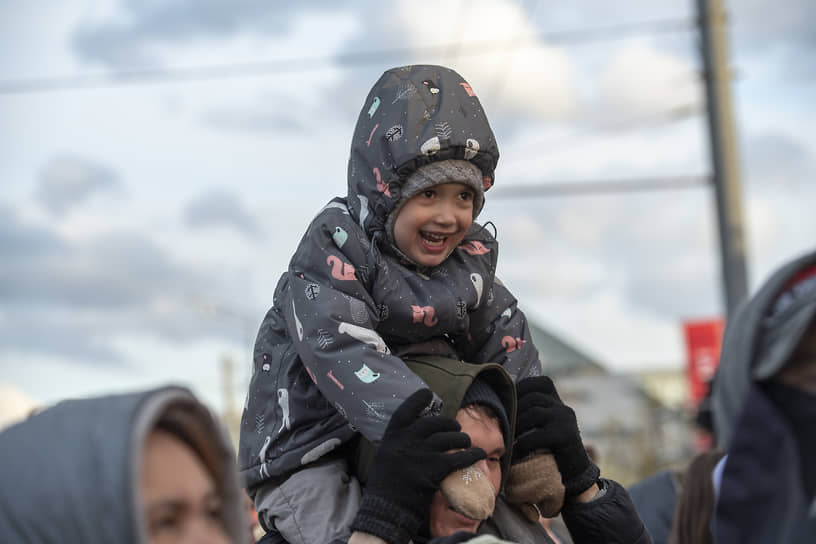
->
<box><xmin>489</xmin><ymin>174</ymin><xmax>710</xmax><ymax>200</ymax></box>
<box><xmin>0</xmin><ymin>16</ymin><xmax>694</xmax><ymax>95</ymax></box>
<box><xmin>1</xmin><ymin>12</ymin><xmax>708</xmax><ymax>199</ymax></box>
<box><xmin>502</xmin><ymin>102</ymin><xmax>703</xmax><ymax>162</ymax></box>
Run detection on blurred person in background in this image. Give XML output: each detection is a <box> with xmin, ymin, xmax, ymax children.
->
<box><xmin>666</xmin><ymin>448</ymin><xmax>724</xmax><ymax>544</ymax></box>
<box><xmin>627</xmin><ymin>380</ymin><xmax>716</xmax><ymax>544</ymax></box>
<box><xmin>0</xmin><ymin>385</ymin><xmax>248</xmax><ymax>543</ymax></box>
<box><xmin>626</xmin><ymin>466</ymin><xmax>680</xmax><ymax>544</ymax></box>
<box><xmin>711</xmin><ymin>248</ymin><xmax>816</xmax><ymax>543</ymax></box>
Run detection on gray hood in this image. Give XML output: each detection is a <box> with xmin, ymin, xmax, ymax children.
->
<box><xmin>346</xmin><ymin>64</ymin><xmax>499</xmax><ymax>239</ymax></box>
<box><xmin>0</xmin><ymin>385</ymin><xmax>247</xmax><ymax>543</ymax></box>
<box><xmin>713</xmin><ymin>248</ymin><xmax>816</xmax><ymax>448</ymax></box>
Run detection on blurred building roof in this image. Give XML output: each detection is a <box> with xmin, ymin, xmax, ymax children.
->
<box><xmin>530</xmin><ymin>321</ymin><xmax>606</xmax><ymax>377</ymax></box>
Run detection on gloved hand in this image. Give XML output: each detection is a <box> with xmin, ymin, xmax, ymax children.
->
<box><xmin>350</xmin><ymin>389</ymin><xmax>487</xmax><ymax>544</ymax></box>
<box><xmin>439</xmin><ymin>463</ymin><xmax>496</xmax><ymax>521</ymax></box>
<box><xmin>505</xmin><ymin>376</ymin><xmax>599</xmax><ymax>520</ymax></box>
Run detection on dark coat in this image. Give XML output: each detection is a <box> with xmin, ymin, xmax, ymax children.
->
<box><xmin>713</xmin><ymin>385</ymin><xmax>816</xmax><ymax>544</ymax></box>
<box><xmin>480</xmin><ymin>480</ymin><xmax>653</xmax><ymax>544</ymax></box>
<box><xmin>239</xmin><ymin>65</ymin><xmax>542</xmax><ymax>493</ymax></box>
<box><xmin>626</xmin><ymin>469</ymin><xmax>679</xmax><ymax>544</ymax></box>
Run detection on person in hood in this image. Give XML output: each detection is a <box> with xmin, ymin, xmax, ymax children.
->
<box><xmin>710</xmin><ymin>248</ymin><xmax>816</xmax><ymax>543</ymax></box>
<box><xmin>342</xmin><ymin>363</ymin><xmax>651</xmax><ymax>544</ymax></box>
<box><xmin>239</xmin><ymin>65</ymin><xmax>552</xmax><ymax>544</ymax></box>
<box><xmin>0</xmin><ymin>385</ymin><xmax>248</xmax><ymax>543</ymax></box>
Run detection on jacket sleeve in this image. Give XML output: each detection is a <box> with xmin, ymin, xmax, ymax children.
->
<box><xmin>286</xmin><ymin>208</ymin><xmax>431</xmax><ymax>443</ymax></box>
<box><xmin>561</xmin><ymin>478</ymin><xmax>654</xmax><ymax>544</ymax></box>
<box><xmin>456</xmin><ymin>276</ymin><xmax>542</xmax><ymax>382</ymax></box>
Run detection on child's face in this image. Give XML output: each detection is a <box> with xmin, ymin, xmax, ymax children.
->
<box><xmin>393</xmin><ymin>182</ymin><xmax>474</xmax><ymax>267</ymax></box>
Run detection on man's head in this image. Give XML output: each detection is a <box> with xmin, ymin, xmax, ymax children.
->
<box><xmin>429</xmin><ymin>404</ymin><xmax>506</xmax><ymax>537</ymax></box>
<box><xmin>428</xmin><ymin>377</ymin><xmax>510</xmax><ymax>538</ymax></box>
<box><xmin>387</xmin><ymin>159</ymin><xmax>484</xmax><ymax>267</ymax></box>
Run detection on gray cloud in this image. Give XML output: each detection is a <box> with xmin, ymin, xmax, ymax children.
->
<box><xmin>0</xmin><ymin>310</ymin><xmax>124</xmax><ymax>364</ymax></box>
<box><xmin>492</xmin><ymin>188</ymin><xmax>721</xmax><ymax>321</ymax></box>
<box><xmin>71</xmin><ymin>1</ymin><xmax>341</xmax><ymax>67</ymax></box>
<box><xmin>202</xmin><ymin>108</ymin><xmax>305</xmax><ymax>133</ymax></box>
<box><xmin>743</xmin><ymin>131</ymin><xmax>814</xmax><ymax>188</ymax></box>
<box><xmin>0</xmin><ymin>204</ymin><xmax>66</xmax><ymax>258</ymax></box>
<box><xmin>37</xmin><ymin>156</ymin><xmax>120</xmax><ymax>215</ymax></box>
<box><xmin>184</xmin><ymin>189</ymin><xmax>260</xmax><ymax>237</ymax></box>
<box><xmin>733</xmin><ymin>0</ymin><xmax>816</xmax><ymax>49</ymax></box>
<box><xmin>0</xmin><ymin>204</ymin><xmax>241</xmax><ymax>364</ymax></box>
<box><xmin>1</xmin><ymin>227</ymin><xmax>186</xmax><ymax>309</ymax></box>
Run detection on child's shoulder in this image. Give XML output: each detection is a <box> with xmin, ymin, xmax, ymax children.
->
<box><xmin>295</xmin><ymin>198</ymin><xmax>372</xmax><ymax>259</ymax></box>
<box><xmin>308</xmin><ymin>198</ymin><xmax>367</xmax><ymax>234</ymax></box>
<box><xmin>312</xmin><ymin>198</ymin><xmax>356</xmax><ymax>222</ymax></box>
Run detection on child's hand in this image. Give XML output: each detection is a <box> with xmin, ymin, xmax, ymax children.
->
<box><xmin>505</xmin><ymin>376</ymin><xmax>599</xmax><ymax>521</ymax></box>
<box><xmin>439</xmin><ymin>463</ymin><xmax>495</xmax><ymax>521</ymax></box>
<box><xmin>351</xmin><ymin>389</ymin><xmax>486</xmax><ymax>544</ymax></box>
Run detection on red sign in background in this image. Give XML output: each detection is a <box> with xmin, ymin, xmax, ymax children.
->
<box><xmin>682</xmin><ymin>318</ymin><xmax>725</xmax><ymax>407</ymax></box>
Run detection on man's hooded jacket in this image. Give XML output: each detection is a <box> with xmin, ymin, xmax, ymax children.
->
<box><xmin>712</xmin><ymin>248</ymin><xmax>816</xmax><ymax>543</ymax></box>
<box><xmin>239</xmin><ymin>65</ymin><xmax>542</xmax><ymax>493</ymax></box>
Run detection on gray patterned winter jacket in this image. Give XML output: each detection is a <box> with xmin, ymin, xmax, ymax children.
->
<box><xmin>239</xmin><ymin>65</ymin><xmax>542</xmax><ymax>493</ymax></box>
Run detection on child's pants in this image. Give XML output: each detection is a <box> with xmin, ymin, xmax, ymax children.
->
<box><xmin>254</xmin><ymin>457</ymin><xmax>362</xmax><ymax>544</ymax></box>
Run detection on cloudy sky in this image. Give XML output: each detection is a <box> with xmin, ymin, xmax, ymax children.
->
<box><xmin>1</xmin><ymin>0</ymin><xmax>814</xmax><ymax>416</ymax></box>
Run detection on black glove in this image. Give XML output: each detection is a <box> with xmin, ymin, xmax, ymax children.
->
<box><xmin>350</xmin><ymin>389</ymin><xmax>487</xmax><ymax>544</ymax></box>
<box><xmin>514</xmin><ymin>376</ymin><xmax>599</xmax><ymax>497</ymax></box>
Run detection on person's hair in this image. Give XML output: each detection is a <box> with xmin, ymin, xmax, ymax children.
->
<box><xmin>668</xmin><ymin>448</ymin><xmax>725</xmax><ymax>544</ymax></box>
<box><xmin>153</xmin><ymin>401</ymin><xmax>227</xmax><ymax>501</ymax></box>
<box><xmin>461</xmin><ymin>403</ymin><xmax>499</xmax><ymax>427</ymax></box>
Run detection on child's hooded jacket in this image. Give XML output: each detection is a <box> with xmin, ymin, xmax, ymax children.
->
<box><xmin>239</xmin><ymin>65</ymin><xmax>542</xmax><ymax>492</ymax></box>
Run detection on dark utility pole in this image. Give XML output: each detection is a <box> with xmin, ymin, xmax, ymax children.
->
<box><xmin>697</xmin><ymin>0</ymin><xmax>749</xmax><ymax>316</ymax></box>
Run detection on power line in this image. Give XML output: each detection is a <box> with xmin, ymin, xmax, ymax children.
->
<box><xmin>502</xmin><ymin>102</ymin><xmax>703</xmax><ymax>162</ymax></box>
<box><xmin>0</xmin><ymin>16</ymin><xmax>693</xmax><ymax>95</ymax></box>
<box><xmin>489</xmin><ymin>174</ymin><xmax>710</xmax><ymax>199</ymax></box>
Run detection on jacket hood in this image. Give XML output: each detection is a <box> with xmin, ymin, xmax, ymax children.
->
<box><xmin>402</xmin><ymin>356</ymin><xmax>517</xmax><ymax>489</ymax></box>
<box><xmin>346</xmin><ymin>64</ymin><xmax>499</xmax><ymax>239</ymax></box>
<box><xmin>351</xmin><ymin>356</ymin><xmax>516</xmax><ymax>490</ymax></box>
<box><xmin>712</xmin><ymin>248</ymin><xmax>816</xmax><ymax>448</ymax></box>
<box><xmin>0</xmin><ymin>385</ymin><xmax>247</xmax><ymax>544</ymax></box>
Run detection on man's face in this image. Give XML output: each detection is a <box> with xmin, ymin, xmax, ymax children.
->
<box><xmin>428</xmin><ymin>406</ymin><xmax>505</xmax><ymax>538</ymax></box>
